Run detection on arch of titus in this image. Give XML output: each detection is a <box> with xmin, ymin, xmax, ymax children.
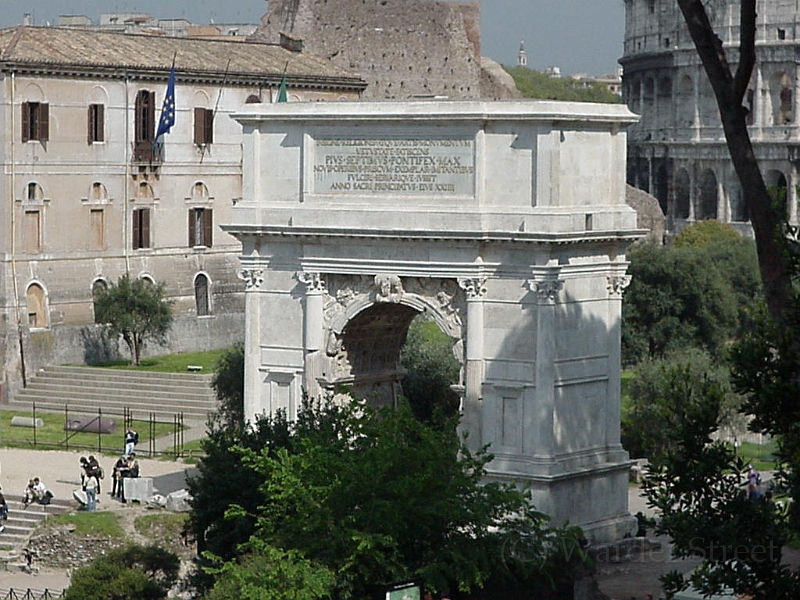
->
<box><xmin>225</xmin><ymin>101</ymin><xmax>641</xmax><ymax>542</ymax></box>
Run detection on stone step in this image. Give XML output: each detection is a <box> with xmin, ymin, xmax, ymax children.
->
<box><xmin>0</xmin><ymin>497</ymin><xmax>72</xmax><ymax>553</ymax></box>
<box><xmin>41</xmin><ymin>365</ymin><xmax>214</xmax><ymax>383</ymax></box>
<box><xmin>18</xmin><ymin>384</ymin><xmax>216</xmax><ymax>405</ymax></box>
<box><xmin>12</xmin><ymin>365</ymin><xmax>219</xmax><ymax>423</ymax></box>
<box><xmin>26</xmin><ymin>374</ymin><xmax>214</xmax><ymax>392</ymax></box>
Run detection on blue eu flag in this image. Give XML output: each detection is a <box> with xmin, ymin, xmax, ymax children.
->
<box><xmin>155</xmin><ymin>65</ymin><xmax>176</xmax><ymax>141</ymax></box>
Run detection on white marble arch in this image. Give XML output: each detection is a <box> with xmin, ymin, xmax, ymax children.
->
<box><xmin>225</xmin><ymin>100</ymin><xmax>642</xmax><ymax>543</ymax></box>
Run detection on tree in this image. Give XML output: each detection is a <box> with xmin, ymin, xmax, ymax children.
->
<box><xmin>505</xmin><ymin>66</ymin><xmax>621</xmax><ymax>103</ymax></box>
<box><xmin>212</xmin><ymin>343</ymin><xmax>245</xmax><ymax>427</ymax></box>
<box><xmin>641</xmin><ymin>357</ymin><xmax>799</xmax><ymax>599</ymax></box>
<box><xmin>186</xmin><ymin>410</ymin><xmax>294</xmax><ymax>595</ymax></box>
<box><xmin>622</xmin><ymin>348</ymin><xmax>743</xmax><ymax>459</ymax></box>
<box><xmin>672</xmin><ymin>219</ymin><xmax>742</xmax><ymax>249</ymax></box>
<box><xmin>676</xmin><ymin>0</ymin><xmax>792</xmax><ymax>320</ymax></box>
<box><xmin>731</xmin><ymin>303</ymin><xmax>800</xmax><ymax>533</ymax></box>
<box><xmin>192</xmin><ymin>399</ymin><xmax>583</xmax><ymax>600</ymax></box>
<box><xmin>622</xmin><ymin>241</ymin><xmax>740</xmax><ymax>363</ymax></box>
<box><xmin>400</xmin><ymin>316</ymin><xmax>460</xmax><ymax>422</ymax></box>
<box><xmin>64</xmin><ymin>544</ymin><xmax>180</xmax><ymax>600</ymax></box>
<box><xmin>204</xmin><ymin>540</ymin><xmax>336</xmax><ymax>600</ymax></box>
<box><xmin>93</xmin><ymin>274</ymin><xmax>173</xmax><ymax>366</ymax></box>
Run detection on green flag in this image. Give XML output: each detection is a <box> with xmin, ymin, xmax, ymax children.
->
<box><xmin>277</xmin><ymin>74</ymin><xmax>288</xmax><ymax>103</ymax></box>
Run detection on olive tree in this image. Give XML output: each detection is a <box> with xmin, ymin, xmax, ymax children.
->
<box><xmin>93</xmin><ymin>274</ymin><xmax>173</xmax><ymax>366</ymax></box>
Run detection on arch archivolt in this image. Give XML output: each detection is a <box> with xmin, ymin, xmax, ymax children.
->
<box><xmin>324</xmin><ymin>274</ymin><xmax>463</xmax><ymax>337</ymax></box>
<box><xmin>318</xmin><ymin>273</ymin><xmax>465</xmax><ymax>385</ymax></box>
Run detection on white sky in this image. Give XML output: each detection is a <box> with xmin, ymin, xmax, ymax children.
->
<box><xmin>0</xmin><ymin>0</ymin><xmax>625</xmax><ymax>77</ymax></box>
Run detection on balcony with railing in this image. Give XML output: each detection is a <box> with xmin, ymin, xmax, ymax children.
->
<box><xmin>131</xmin><ymin>140</ymin><xmax>163</xmax><ymax>164</ymax></box>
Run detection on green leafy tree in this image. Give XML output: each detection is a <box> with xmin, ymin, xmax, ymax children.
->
<box><xmin>622</xmin><ymin>348</ymin><xmax>743</xmax><ymax>460</ymax></box>
<box><xmin>622</xmin><ymin>241</ymin><xmax>739</xmax><ymax>363</ymax></box>
<box><xmin>204</xmin><ymin>540</ymin><xmax>336</xmax><ymax>600</ymax></box>
<box><xmin>505</xmin><ymin>66</ymin><xmax>621</xmax><ymax>103</ymax></box>
<box><xmin>731</xmin><ymin>299</ymin><xmax>800</xmax><ymax>533</ymax></box>
<box><xmin>186</xmin><ymin>410</ymin><xmax>294</xmax><ymax>594</ymax></box>
<box><xmin>194</xmin><ymin>399</ymin><xmax>583</xmax><ymax>600</ymax></box>
<box><xmin>400</xmin><ymin>316</ymin><xmax>460</xmax><ymax>422</ymax></box>
<box><xmin>212</xmin><ymin>343</ymin><xmax>245</xmax><ymax>427</ymax></box>
<box><xmin>672</xmin><ymin>220</ymin><xmax>743</xmax><ymax>249</ymax></box>
<box><xmin>641</xmin><ymin>357</ymin><xmax>798</xmax><ymax>599</ymax></box>
<box><xmin>93</xmin><ymin>274</ymin><xmax>173</xmax><ymax>366</ymax></box>
<box><xmin>64</xmin><ymin>544</ymin><xmax>180</xmax><ymax>600</ymax></box>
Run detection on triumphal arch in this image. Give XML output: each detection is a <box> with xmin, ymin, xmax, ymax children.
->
<box><xmin>225</xmin><ymin>101</ymin><xmax>641</xmax><ymax>542</ymax></box>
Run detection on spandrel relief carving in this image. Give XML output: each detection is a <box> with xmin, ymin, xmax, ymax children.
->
<box><xmin>374</xmin><ymin>274</ymin><xmax>404</xmax><ymax>303</ymax></box>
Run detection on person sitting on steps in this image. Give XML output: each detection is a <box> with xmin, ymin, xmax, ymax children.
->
<box><xmin>23</xmin><ymin>477</ymin><xmax>52</xmax><ymax>507</ymax></box>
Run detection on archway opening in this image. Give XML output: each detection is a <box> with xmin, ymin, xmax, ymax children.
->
<box><xmin>335</xmin><ymin>304</ymin><xmax>460</xmax><ymax>421</ymax></box>
<box><xmin>674</xmin><ymin>169</ymin><xmax>691</xmax><ymax>219</ymax></box>
<box><xmin>697</xmin><ymin>169</ymin><xmax>718</xmax><ymax>220</ymax></box>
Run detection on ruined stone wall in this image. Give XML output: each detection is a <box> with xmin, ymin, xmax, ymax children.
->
<box><xmin>256</xmin><ymin>0</ymin><xmax>486</xmax><ymax>99</ymax></box>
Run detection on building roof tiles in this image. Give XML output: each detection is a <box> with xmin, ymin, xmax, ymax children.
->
<box><xmin>0</xmin><ymin>26</ymin><xmax>365</xmax><ymax>89</ymax></box>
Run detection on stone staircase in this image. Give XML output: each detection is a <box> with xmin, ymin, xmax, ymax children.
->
<box><xmin>9</xmin><ymin>365</ymin><xmax>219</xmax><ymax>423</ymax></box>
<box><xmin>0</xmin><ymin>496</ymin><xmax>71</xmax><ymax>554</ymax></box>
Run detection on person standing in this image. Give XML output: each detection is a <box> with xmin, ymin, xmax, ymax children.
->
<box><xmin>85</xmin><ymin>471</ymin><xmax>99</xmax><ymax>511</ymax></box>
<box><xmin>0</xmin><ymin>487</ymin><xmax>8</xmax><ymax>532</ymax></box>
<box><xmin>111</xmin><ymin>455</ymin><xmax>127</xmax><ymax>498</ymax></box>
<box><xmin>118</xmin><ymin>453</ymin><xmax>139</xmax><ymax>503</ymax></box>
<box><xmin>87</xmin><ymin>455</ymin><xmax>102</xmax><ymax>495</ymax></box>
<box><xmin>748</xmin><ymin>464</ymin><xmax>762</xmax><ymax>500</ymax></box>
<box><xmin>124</xmin><ymin>428</ymin><xmax>139</xmax><ymax>457</ymax></box>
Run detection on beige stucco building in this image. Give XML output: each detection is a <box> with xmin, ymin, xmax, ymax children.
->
<box><xmin>0</xmin><ymin>25</ymin><xmax>365</xmax><ymax>401</ymax></box>
<box><xmin>622</xmin><ymin>0</ymin><xmax>800</xmax><ymax>235</ymax></box>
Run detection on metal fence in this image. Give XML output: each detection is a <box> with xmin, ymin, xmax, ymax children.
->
<box><xmin>0</xmin><ymin>589</ymin><xmax>64</xmax><ymax>599</ymax></box>
<box><xmin>3</xmin><ymin>403</ymin><xmax>188</xmax><ymax>459</ymax></box>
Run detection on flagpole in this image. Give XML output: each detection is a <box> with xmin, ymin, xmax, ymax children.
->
<box><xmin>200</xmin><ymin>58</ymin><xmax>232</xmax><ymax>164</ymax></box>
<box><xmin>154</xmin><ymin>52</ymin><xmax>178</xmax><ymax>150</ymax></box>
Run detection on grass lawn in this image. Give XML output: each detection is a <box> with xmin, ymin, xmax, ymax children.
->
<box><xmin>51</xmin><ymin>510</ymin><xmax>126</xmax><ymax>538</ymax></box>
<box><xmin>737</xmin><ymin>439</ymin><xmax>777</xmax><ymax>471</ymax></box>
<box><xmin>83</xmin><ymin>349</ymin><xmax>229</xmax><ymax>373</ymax></box>
<box><xmin>0</xmin><ymin>410</ymin><xmax>179</xmax><ymax>454</ymax></box>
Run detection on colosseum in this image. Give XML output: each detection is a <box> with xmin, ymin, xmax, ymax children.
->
<box><xmin>621</xmin><ymin>0</ymin><xmax>800</xmax><ymax>235</ymax></box>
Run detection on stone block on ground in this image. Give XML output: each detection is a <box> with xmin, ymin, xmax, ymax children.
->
<box><xmin>165</xmin><ymin>489</ymin><xmax>191</xmax><ymax>512</ymax></box>
<box><xmin>123</xmin><ymin>477</ymin><xmax>153</xmax><ymax>503</ymax></box>
<box><xmin>10</xmin><ymin>416</ymin><xmax>44</xmax><ymax>428</ymax></box>
<box><xmin>64</xmin><ymin>417</ymin><xmax>116</xmax><ymax>434</ymax></box>
<box><xmin>145</xmin><ymin>494</ymin><xmax>167</xmax><ymax>509</ymax></box>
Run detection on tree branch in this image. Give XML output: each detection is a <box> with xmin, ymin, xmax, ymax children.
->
<box><xmin>732</xmin><ymin>0</ymin><xmax>757</xmax><ymax>104</ymax></box>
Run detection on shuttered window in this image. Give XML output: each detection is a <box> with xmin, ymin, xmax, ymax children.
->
<box><xmin>132</xmin><ymin>208</ymin><xmax>151</xmax><ymax>249</ymax></box>
<box><xmin>22</xmin><ymin>102</ymin><xmax>49</xmax><ymax>142</ymax></box>
<box><xmin>88</xmin><ymin>104</ymin><xmax>105</xmax><ymax>143</ymax></box>
<box><xmin>193</xmin><ymin>107</ymin><xmax>214</xmax><ymax>145</ymax></box>
<box><xmin>188</xmin><ymin>208</ymin><xmax>213</xmax><ymax>248</ymax></box>
<box><xmin>135</xmin><ymin>91</ymin><xmax>156</xmax><ymax>143</ymax></box>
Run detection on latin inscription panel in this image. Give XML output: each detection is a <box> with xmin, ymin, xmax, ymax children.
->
<box><xmin>312</xmin><ymin>138</ymin><xmax>475</xmax><ymax>196</ymax></box>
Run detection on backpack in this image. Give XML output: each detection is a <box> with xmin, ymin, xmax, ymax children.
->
<box><xmin>98</xmin><ymin>466</ymin><xmax>105</xmax><ymax>480</ymax></box>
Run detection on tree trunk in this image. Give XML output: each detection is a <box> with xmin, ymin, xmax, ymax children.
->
<box><xmin>676</xmin><ymin>0</ymin><xmax>793</xmax><ymax>321</ymax></box>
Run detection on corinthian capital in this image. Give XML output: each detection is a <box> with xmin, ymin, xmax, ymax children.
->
<box><xmin>297</xmin><ymin>271</ymin><xmax>327</xmax><ymax>293</ymax></box>
<box><xmin>527</xmin><ymin>278</ymin><xmax>564</xmax><ymax>303</ymax></box>
<box><xmin>606</xmin><ymin>274</ymin><xmax>631</xmax><ymax>297</ymax></box>
<box><xmin>238</xmin><ymin>268</ymin><xmax>264</xmax><ymax>290</ymax></box>
<box><xmin>457</xmin><ymin>277</ymin><xmax>487</xmax><ymax>299</ymax></box>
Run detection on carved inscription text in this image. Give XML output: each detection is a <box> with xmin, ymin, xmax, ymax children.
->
<box><xmin>313</xmin><ymin>138</ymin><xmax>475</xmax><ymax>196</ymax></box>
